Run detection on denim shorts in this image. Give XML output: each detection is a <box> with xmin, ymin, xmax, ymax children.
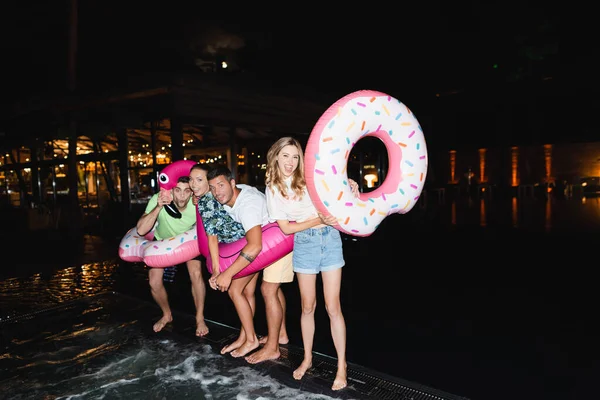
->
<box><xmin>292</xmin><ymin>226</ymin><xmax>345</xmax><ymax>274</ymax></box>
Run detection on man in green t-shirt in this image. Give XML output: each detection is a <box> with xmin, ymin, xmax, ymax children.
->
<box><xmin>136</xmin><ymin>175</ymin><xmax>210</xmax><ymax>337</ymax></box>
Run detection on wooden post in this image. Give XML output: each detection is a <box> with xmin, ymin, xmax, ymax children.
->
<box><xmin>151</xmin><ymin>120</ymin><xmax>158</xmax><ymax>192</ymax></box>
<box><xmin>228</xmin><ymin>127</ymin><xmax>238</xmax><ymax>180</ymax></box>
<box><xmin>170</xmin><ymin>117</ymin><xmax>184</xmax><ymax>161</ymax></box>
<box><xmin>117</xmin><ymin>128</ymin><xmax>131</xmax><ymax>216</ymax></box>
<box><xmin>30</xmin><ymin>140</ymin><xmax>41</xmax><ymax>205</ymax></box>
<box><xmin>66</xmin><ymin>0</ymin><xmax>83</xmax><ymax>245</ymax></box>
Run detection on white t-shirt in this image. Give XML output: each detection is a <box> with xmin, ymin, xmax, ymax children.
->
<box><xmin>223</xmin><ymin>184</ymin><xmax>270</xmax><ymax>231</ymax></box>
<box><xmin>265</xmin><ymin>177</ymin><xmax>318</xmax><ymax>223</ymax></box>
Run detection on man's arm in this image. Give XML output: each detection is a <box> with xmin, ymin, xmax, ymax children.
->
<box><xmin>208</xmin><ymin>235</ymin><xmax>221</xmax><ymax>274</ymax></box>
<box><xmin>136</xmin><ymin>190</ymin><xmax>171</xmax><ymax>235</ymax></box>
<box><xmin>136</xmin><ymin>205</ymin><xmax>161</xmax><ymax>236</ymax></box>
<box><xmin>215</xmin><ymin>225</ymin><xmax>263</xmax><ymax>291</ymax></box>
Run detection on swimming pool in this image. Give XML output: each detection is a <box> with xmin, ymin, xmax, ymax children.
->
<box><xmin>2</xmin><ymin>194</ymin><xmax>599</xmax><ymax>400</ymax></box>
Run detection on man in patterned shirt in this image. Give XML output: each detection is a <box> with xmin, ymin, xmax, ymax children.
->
<box><xmin>189</xmin><ymin>164</ymin><xmax>246</xmax><ymax>286</ymax></box>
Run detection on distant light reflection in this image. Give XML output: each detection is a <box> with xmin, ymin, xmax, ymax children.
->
<box><xmin>512</xmin><ymin>197</ymin><xmax>518</xmax><ymax>228</ymax></box>
<box><xmin>545</xmin><ymin>198</ymin><xmax>552</xmax><ymax>232</ymax></box>
<box><xmin>451</xmin><ymin>200</ymin><xmax>457</xmax><ymax>225</ymax></box>
<box><xmin>0</xmin><ymin>261</ymin><xmax>120</xmax><ymax>320</ymax></box>
<box><xmin>480</xmin><ymin>198</ymin><xmax>486</xmax><ymax>227</ymax></box>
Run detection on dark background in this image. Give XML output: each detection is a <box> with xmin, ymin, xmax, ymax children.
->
<box><xmin>1</xmin><ymin>1</ymin><xmax>597</xmax><ymax>122</ymax></box>
<box><xmin>1</xmin><ymin>1</ymin><xmax>598</xmax><ymax>150</ymax></box>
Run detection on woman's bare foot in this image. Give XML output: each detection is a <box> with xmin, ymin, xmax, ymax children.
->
<box><xmin>196</xmin><ymin>320</ymin><xmax>209</xmax><ymax>337</ymax></box>
<box><xmin>258</xmin><ymin>335</ymin><xmax>289</xmax><ymax>345</ymax></box>
<box><xmin>293</xmin><ymin>359</ymin><xmax>312</xmax><ymax>380</ymax></box>
<box><xmin>230</xmin><ymin>339</ymin><xmax>259</xmax><ymax>358</ymax></box>
<box><xmin>153</xmin><ymin>315</ymin><xmax>173</xmax><ymax>332</ymax></box>
<box><xmin>245</xmin><ymin>347</ymin><xmax>280</xmax><ymax>364</ymax></box>
<box><xmin>221</xmin><ymin>336</ymin><xmax>244</xmax><ymax>355</ymax></box>
<box><xmin>331</xmin><ymin>363</ymin><xmax>348</xmax><ymax>391</ymax></box>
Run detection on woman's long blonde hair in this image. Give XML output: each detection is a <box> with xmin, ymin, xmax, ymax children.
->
<box><xmin>265</xmin><ymin>136</ymin><xmax>306</xmax><ymax>200</ymax></box>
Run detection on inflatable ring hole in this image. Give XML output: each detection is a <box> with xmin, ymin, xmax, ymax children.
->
<box><xmin>348</xmin><ymin>136</ymin><xmax>389</xmax><ymax>195</ymax></box>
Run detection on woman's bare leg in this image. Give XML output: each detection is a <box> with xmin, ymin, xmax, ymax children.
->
<box><xmin>293</xmin><ymin>273</ymin><xmax>317</xmax><ymax>380</ymax></box>
<box><xmin>323</xmin><ymin>268</ymin><xmax>347</xmax><ymax>391</ymax></box>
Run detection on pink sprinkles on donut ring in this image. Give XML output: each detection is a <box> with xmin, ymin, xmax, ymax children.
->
<box><xmin>304</xmin><ymin>90</ymin><xmax>428</xmax><ymax>237</ymax></box>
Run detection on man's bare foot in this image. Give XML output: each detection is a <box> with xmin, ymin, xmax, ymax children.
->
<box><xmin>196</xmin><ymin>320</ymin><xmax>209</xmax><ymax>337</ymax></box>
<box><xmin>221</xmin><ymin>337</ymin><xmax>244</xmax><ymax>355</ymax></box>
<box><xmin>258</xmin><ymin>335</ymin><xmax>289</xmax><ymax>345</ymax></box>
<box><xmin>245</xmin><ymin>347</ymin><xmax>280</xmax><ymax>364</ymax></box>
<box><xmin>230</xmin><ymin>340</ymin><xmax>259</xmax><ymax>358</ymax></box>
<box><xmin>153</xmin><ymin>315</ymin><xmax>173</xmax><ymax>333</ymax></box>
<box><xmin>293</xmin><ymin>359</ymin><xmax>312</xmax><ymax>380</ymax></box>
<box><xmin>331</xmin><ymin>364</ymin><xmax>348</xmax><ymax>391</ymax></box>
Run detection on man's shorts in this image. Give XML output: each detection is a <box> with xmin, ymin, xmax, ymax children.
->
<box><xmin>262</xmin><ymin>252</ymin><xmax>294</xmax><ymax>283</ymax></box>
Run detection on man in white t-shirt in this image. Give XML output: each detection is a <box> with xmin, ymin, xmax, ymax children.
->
<box><xmin>207</xmin><ymin>166</ymin><xmax>292</xmax><ymax>362</ymax></box>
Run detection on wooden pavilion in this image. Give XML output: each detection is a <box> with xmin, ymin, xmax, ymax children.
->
<box><xmin>0</xmin><ymin>72</ymin><xmax>332</xmax><ymax>235</ymax></box>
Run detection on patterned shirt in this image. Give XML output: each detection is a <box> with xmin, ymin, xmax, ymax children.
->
<box><xmin>197</xmin><ymin>192</ymin><xmax>245</xmax><ymax>243</ymax></box>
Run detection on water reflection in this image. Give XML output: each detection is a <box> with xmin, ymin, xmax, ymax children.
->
<box><xmin>443</xmin><ymin>193</ymin><xmax>600</xmax><ymax>234</ymax></box>
<box><xmin>479</xmin><ymin>198</ymin><xmax>486</xmax><ymax>227</ymax></box>
<box><xmin>511</xmin><ymin>197</ymin><xmax>518</xmax><ymax>228</ymax></box>
<box><xmin>451</xmin><ymin>201</ymin><xmax>456</xmax><ymax>225</ymax></box>
<box><xmin>0</xmin><ymin>261</ymin><xmax>121</xmax><ymax>320</ymax></box>
<box><xmin>545</xmin><ymin>197</ymin><xmax>552</xmax><ymax>232</ymax></box>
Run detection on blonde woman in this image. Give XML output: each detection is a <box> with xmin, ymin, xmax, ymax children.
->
<box><xmin>264</xmin><ymin>136</ymin><xmax>358</xmax><ymax>391</ymax></box>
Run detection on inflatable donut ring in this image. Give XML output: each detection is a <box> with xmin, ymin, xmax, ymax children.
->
<box><xmin>118</xmin><ymin>159</ymin><xmax>201</xmax><ymax>268</ymax></box>
<box><xmin>305</xmin><ymin>90</ymin><xmax>428</xmax><ymax>237</ymax></box>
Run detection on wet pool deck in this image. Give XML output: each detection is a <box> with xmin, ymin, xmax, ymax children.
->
<box><xmin>2</xmin><ymin>291</ymin><xmax>469</xmax><ymax>400</ymax></box>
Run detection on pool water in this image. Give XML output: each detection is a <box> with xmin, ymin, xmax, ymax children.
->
<box><xmin>2</xmin><ymin>194</ymin><xmax>600</xmax><ymax>400</ymax></box>
<box><xmin>1</xmin><ymin>292</ymin><xmax>349</xmax><ymax>400</ymax></box>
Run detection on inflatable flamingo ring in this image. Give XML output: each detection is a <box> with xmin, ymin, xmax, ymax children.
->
<box><xmin>305</xmin><ymin>90</ymin><xmax>428</xmax><ymax>237</ymax></box>
<box><xmin>195</xmin><ymin>210</ymin><xmax>294</xmax><ymax>279</ymax></box>
<box><xmin>118</xmin><ymin>160</ymin><xmax>201</xmax><ymax>267</ymax></box>
<box><xmin>119</xmin><ymin>160</ymin><xmax>294</xmax><ymax>279</ymax></box>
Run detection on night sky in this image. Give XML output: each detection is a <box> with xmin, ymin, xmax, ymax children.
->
<box><xmin>1</xmin><ymin>1</ymin><xmax>597</xmax><ymax>142</ymax></box>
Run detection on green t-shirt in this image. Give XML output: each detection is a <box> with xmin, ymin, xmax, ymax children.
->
<box><xmin>144</xmin><ymin>193</ymin><xmax>196</xmax><ymax>240</ymax></box>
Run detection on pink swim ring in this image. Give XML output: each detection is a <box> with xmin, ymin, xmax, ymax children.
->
<box><xmin>195</xmin><ymin>210</ymin><xmax>294</xmax><ymax>279</ymax></box>
<box><xmin>304</xmin><ymin>90</ymin><xmax>428</xmax><ymax>237</ymax></box>
<box><xmin>119</xmin><ymin>160</ymin><xmax>294</xmax><ymax>276</ymax></box>
<box><xmin>118</xmin><ymin>160</ymin><xmax>201</xmax><ymax>268</ymax></box>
